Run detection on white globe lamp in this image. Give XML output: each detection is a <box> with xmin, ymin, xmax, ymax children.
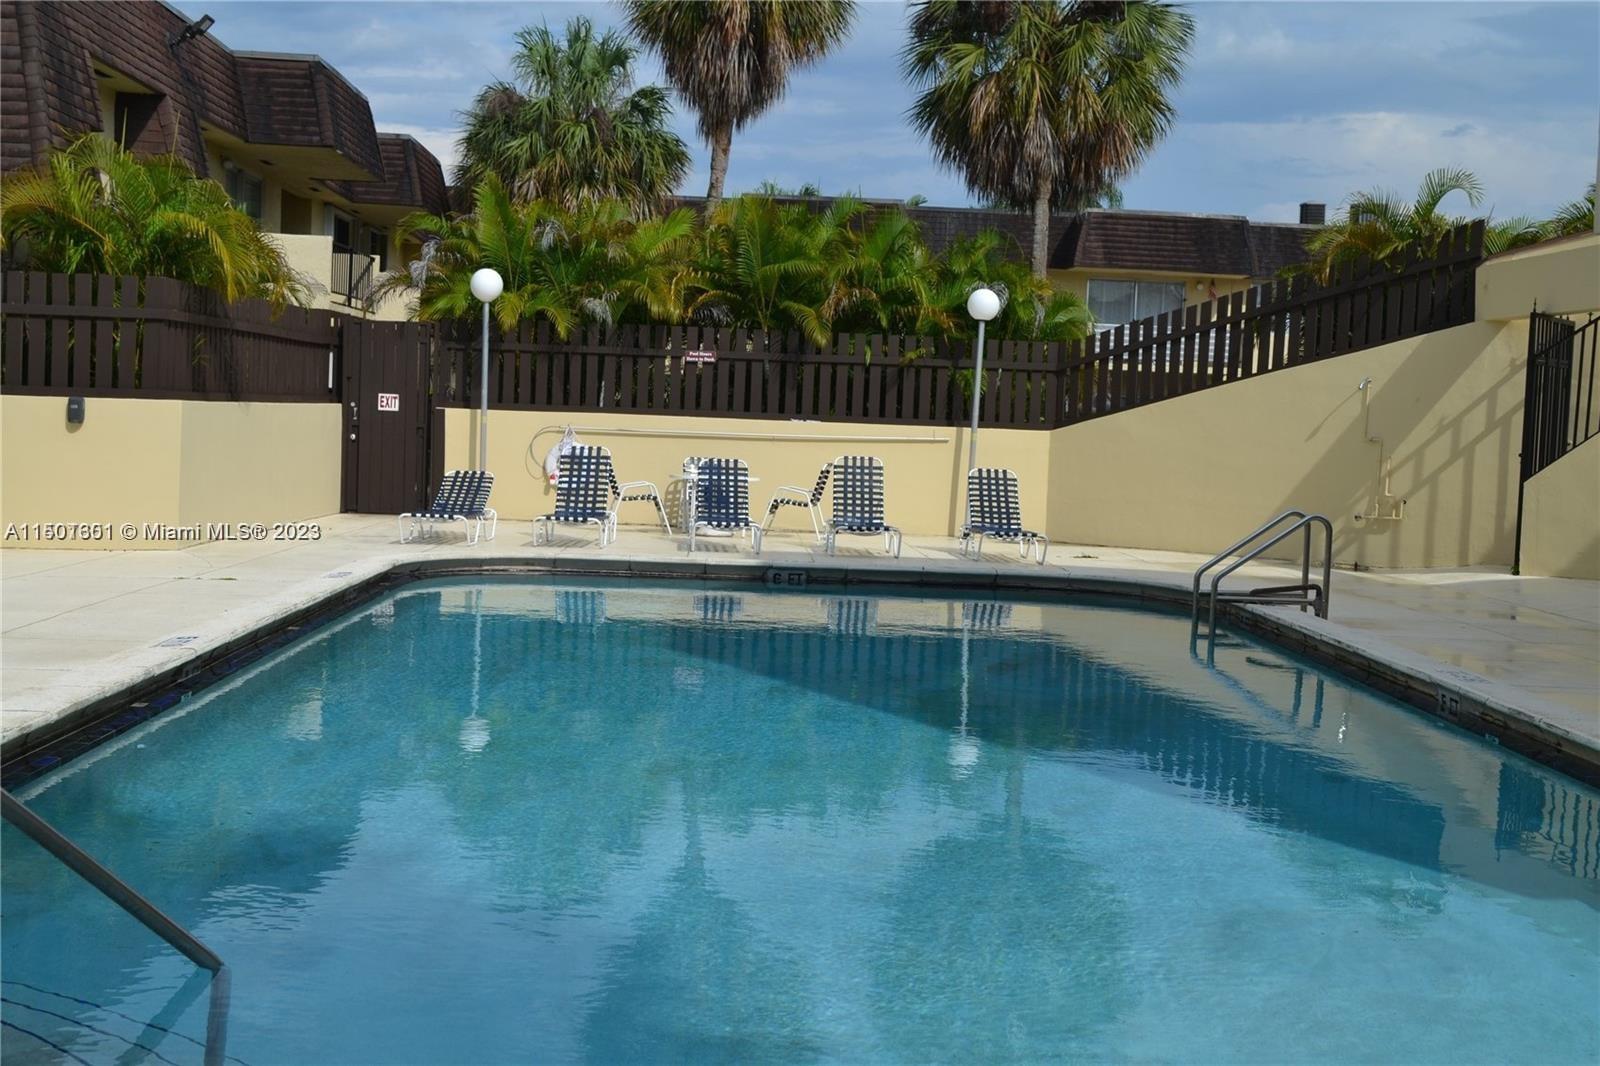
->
<box><xmin>964</xmin><ymin>286</ymin><xmax>1001</xmax><ymax>513</ymax></box>
<box><xmin>470</xmin><ymin>268</ymin><xmax>503</xmax><ymax>470</ymax></box>
<box><xmin>470</xmin><ymin>267</ymin><xmax>504</xmax><ymax>303</ymax></box>
<box><xmin>966</xmin><ymin>286</ymin><xmax>1001</xmax><ymax>322</ymax></box>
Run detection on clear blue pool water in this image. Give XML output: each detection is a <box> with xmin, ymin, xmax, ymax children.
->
<box><xmin>3</xmin><ymin>577</ymin><xmax>1597</xmax><ymax>1065</ymax></box>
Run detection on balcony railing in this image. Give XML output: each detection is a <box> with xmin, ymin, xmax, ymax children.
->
<box><xmin>331</xmin><ymin>250</ymin><xmax>377</xmax><ymax>313</ymax></box>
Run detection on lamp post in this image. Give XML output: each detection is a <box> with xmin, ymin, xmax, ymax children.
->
<box><xmin>964</xmin><ymin>286</ymin><xmax>1001</xmax><ymax>480</ymax></box>
<box><xmin>469</xmin><ymin>268</ymin><xmax>503</xmax><ymax>471</ymax></box>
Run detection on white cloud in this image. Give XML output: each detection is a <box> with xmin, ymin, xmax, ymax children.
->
<box><xmin>345</xmin><ymin>60</ymin><xmax>464</xmax><ymax>83</ymax></box>
<box><xmin>1145</xmin><ymin>111</ymin><xmax>1595</xmax><ymax>221</ymax></box>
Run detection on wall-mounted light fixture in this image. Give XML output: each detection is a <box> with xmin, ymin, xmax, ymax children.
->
<box><xmin>168</xmin><ymin>14</ymin><xmax>215</xmax><ymax>48</ymax></box>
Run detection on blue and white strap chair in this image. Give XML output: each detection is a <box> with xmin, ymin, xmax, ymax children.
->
<box><xmin>607</xmin><ymin>466</ymin><xmax>672</xmax><ymax>538</ymax></box>
<box><xmin>961</xmin><ymin>467</ymin><xmax>1049</xmax><ymax>564</ymax></box>
<box><xmin>762</xmin><ymin>463</ymin><xmax>831</xmax><ymax>542</ymax></box>
<box><xmin>825</xmin><ymin>455</ymin><xmax>902</xmax><ymax>558</ymax></box>
<box><xmin>399</xmin><ymin>470</ymin><xmax>497</xmax><ymax>545</ymax></box>
<box><xmin>688</xmin><ymin>458</ymin><xmax>763</xmax><ymax>553</ymax></box>
<box><xmin>534</xmin><ymin>445</ymin><xmax>614</xmax><ymax>547</ymax></box>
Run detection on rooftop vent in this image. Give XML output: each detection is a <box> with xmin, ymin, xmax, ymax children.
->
<box><xmin>1299</xmin><ymin>202</ymin><xmax>1327</xmax><ymax>226</ymax></box>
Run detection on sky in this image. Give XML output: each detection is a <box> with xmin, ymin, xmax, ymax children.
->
<box><xmin>202</xmin><ymin>0</ymin><xmax>1598</xmax><ymax>223</ymax></box>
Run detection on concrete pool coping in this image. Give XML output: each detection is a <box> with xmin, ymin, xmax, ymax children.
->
<box><xmin>3</xmin><ymin>516</ymin><xmax>1597</xmax><ymax>785</ymax></box>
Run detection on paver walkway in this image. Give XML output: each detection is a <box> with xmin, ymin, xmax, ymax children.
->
<box><xmin>3</xmin><ymin>514</ymin><xmax>1596</xmax><ymax>761</ymax></box>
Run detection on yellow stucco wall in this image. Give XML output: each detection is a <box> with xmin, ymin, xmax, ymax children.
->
<box><xmin>1</xmin><ymin>396</ymin><xmax>340</xmax><ymax>549</ymax></box>
<box><xmin>438</xmin><ymin>409</ymin><xmax>1052</xmax><ymax>539</ymax></box>
<box><xmin>1519</xmin><ymin>435</ymin><xmax>1600</xmax><ymax>579</ymax></box>
<box><xmin>1</xmin><ymin>395</ymin><xmax>185</xmax><ymax>544</ymax></box>
<box><xmin>1045</xmin><ymin>319</ymin><xmax>1529</xmax><ymax>569</ymax></box>
<box><xmin>176</xmin><ymin>401</ymin><xmax>343</xmax><ymax>530</ymax></box>
<box><xmin>1477</xmin><ymin>233</ymin><xmax>1600</xmax><ymax>320</ymax></box>
<box><xmin>270</xmin><ymin>233</ymin><xmax>339</xmax><ymax>311</ymax></box>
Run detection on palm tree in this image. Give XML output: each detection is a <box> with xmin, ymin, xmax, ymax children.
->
<box><xmin>1547</xmin><ymin>183</ymin><xmax>1595</xmax><ymax>238</ymax></box>
<box><xmin>623</xmin><ymin>0</ymin><xmax>857</xmax><ymax>211</ymax></box>
<box><xmin>690</xmin><ymin>195</ymin><xmax>834</xmax><ymax>340</ymax></box>
<box><xmin>455</xmin><ymin>18</ymin><xmax>689</xmax><ymax>214</ymax></box>
<box><xmin>932</xmin><ymin>231</ymin><xmax>1091</xmax><ymax>342</ymax></box>
<box><xmin>822</xmin><ymin>207</ymin><xmax>949</xmax><ymax>336</ymax></box>
<box><xmin>380</xmin><ymin>175</ymin><xmax>697</xmax><ymax>335</ymax></box>
<box><xmin>1302</xmin><ymin>167</ymin><xmax>1549</xmax><ymax>279</ymax></box>
<box><xmin>0</xmin><ymin>133</ymin><xmax>308</xmax><ymax>308</ymax></box>
<box><xmin>903</xmin><ymin>1</ymin><xmax>1193</xmax><ymax>276</ymax></box>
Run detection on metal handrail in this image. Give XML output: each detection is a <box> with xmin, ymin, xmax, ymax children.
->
<box><xmin>1</xmin><ymin>788</ymin><xmax>231</xmax><ymax>1065</ymax></box>
<box><xmin>1205</xmin><ymin>514</ymin><xmax>1333</xmax><ymax>636</ymax></box>
<box><xmin>1190</xmin><ymin>511</ymin><xmax>1332</xmax><ymax>651</ymax></box>
<box><xmin>1191</xmin><ymin>509</ymin><xmax>1309</xmax><ymax>621</ymax></box>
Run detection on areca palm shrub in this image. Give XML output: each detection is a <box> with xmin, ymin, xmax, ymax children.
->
<box><xmin>931</xmin><ymin>231</ymin><xmax>1092</xmax><ymax>343</ymax></box>
<box><xmin>904</xmin><ymin>1</ymin><xmax>1193</xmax><ymax>276</ymax></box>
<box><xmin>388</xmin><ymin>185</ymin><xmax>1091</xmax><ymax>348</ymax></box>
<box><xmin>0</xmin><ymin>134</ymin><xmax>308</xmax><ymax>308</ymax></box>
<box><xmin>380</xmin><ymin>176</ymin><xmax>698</xmax><ymax>336</ymax></box>
<box><xmin>689</xmin><ymin>195</ymin><xmax>837</xmax><ymax>340</ymax></box>
<box><xmin>456</xmin><ymin>18</ymin><xmax>689</xmax><ymax>214</ymax></box>
<box><xmin>623</xmin><ymin>0</ymin><xmax>857</xmax><ymax>210</ymax></box>
<box><xmin>1303</xmin><ymin>168</ymin><xmax>1556</xmax><ymax>280</ymax></box>
<box><xmin>1546</xmin><ymin>184</ymin><xmax>1595</xmax><ymax>238</ymax></box>
<box><xmin>688</xmin><ymin>196</ymin><xmax>1090</xmax><ymax>344</ymax></box>
<box><xmin>821</xmin><ymin>208</ymin><xmax>950</xmax><ymax>337</ymax></box>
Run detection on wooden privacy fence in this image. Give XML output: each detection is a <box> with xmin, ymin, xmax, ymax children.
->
<box><xmin>438</xmin><ymin>221</ymin><xmax>1486</xmax><ymax>429</ymax></box>
<box><xmin>2</xmin><ymin>220</ymin><xmax>1485</xmax><ymax>427</ymax></box>
<box><xmin>1</xmin><ymin>271</ymin><xmax>336</xmax><ymax>402</ymax></box>
<box><xmin>434</xmin><ymin>323</ymin><xmax>1062</xmax><ymax>428</ymax></box>
<box><xmin>1058</xmin><ymin>221</ymin><xmax>1485</xmax><ymax>423</ymax></box>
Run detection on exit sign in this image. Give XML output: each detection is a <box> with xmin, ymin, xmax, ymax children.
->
<box><xmin>377</xmin><ymin>392</ymin><xmax>400</xmax><ymax>412</ymax></box>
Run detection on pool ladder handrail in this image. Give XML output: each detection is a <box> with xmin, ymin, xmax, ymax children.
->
<box><xmin>1</xmin><ymin>787</ymin><xmax>231</xmax><ymax>1065</ymax></box>
<box><xmin>1191</xmin><ymin>510</ymin><xmax>1333</xmax><ymax>649</ymax></box>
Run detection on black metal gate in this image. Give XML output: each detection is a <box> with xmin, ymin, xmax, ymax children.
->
<box><xmin>1513</xmin><ymin>309</ymin><xmax>1598</xmax><ymax>571</ymax></box>
<box><xmin>339</xmin><ymin>318</ymin><xmax>435</xmax><ymax>514</ymax></box>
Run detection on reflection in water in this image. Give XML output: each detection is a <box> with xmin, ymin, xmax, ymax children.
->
<box><xmin>693</xmin><ymin>593</ymin><xmax>744</xmax><ymax>623</ymax></box>
<box><xmin>2</xmin><ymin>578</ymin><xmax>1596</xmax><ymax>1065</ymax></box>
<box><xmin>554</xmin><ymin>589</ymin><xmax>607</xmax><ymax>626</ymax></box>
<box><xmin>826</xmin><ymin>597</ymin><xmax>877</xmax><ymax>636</ymax></box>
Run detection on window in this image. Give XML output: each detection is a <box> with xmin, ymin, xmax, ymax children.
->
<box><xmin>112</xmin><ymin>92</ymin><xmax>162</xmax><ymax>149</ymax></box>
<box><xmin>328</xmin><ymin>211</ymin><xmax>354</xmax><ymax>253</ymax></box>
<box><xmin>1087</xmin><ymin>279</ymin><xmax>1186</xmax><ymax>329</ymax></box>
<box><xmin>367</xmin><ymin>228</ymin><xmax>389</xmax><ymax>271</ymax></box>
<box><xmin>222</xmin><ymin>161</ymin><xmax>263</xmax><ymax>220</ymax></box>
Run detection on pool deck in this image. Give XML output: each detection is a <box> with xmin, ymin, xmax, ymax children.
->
<box><xmin>3</xmin><ymin>514</ymin><xmax>1597</xmax><ymax>778</ymax></box>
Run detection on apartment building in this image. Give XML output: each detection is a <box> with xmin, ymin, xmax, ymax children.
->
<box><xmin>1</xmin><ymin>0</ymin><xmax>448</xmax><ymax>319</ymax></box>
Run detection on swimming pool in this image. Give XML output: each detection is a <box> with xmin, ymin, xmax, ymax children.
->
<box><xmin>3</xmin><ymin>576</ymin><xmax>1597</xmax><ymax>1064</ymax></box>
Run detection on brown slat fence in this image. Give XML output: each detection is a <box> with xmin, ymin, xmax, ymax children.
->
<box><xmin>437</xmin><ymin>221</ymin><xmax>1485</xmax><ymax>429</ymax></box>
<box><xmin>433</xmin><ymin>322</ymin><xmax>1062</xmax><ymax>428</ymax></box>
<box><xmin>1</xmin><ymin>271</ymin><xmax>336</xmax><ymax>401</ymax></box>
<box><xmin>2</xmin><ymin>220</ymin><xmax>1484</xmax><ymax>425</ymax></box>
<box><xmin>1059</xmin><ymin>220</ymin><xmax>1484</xmax><ymax>423</ymax></box>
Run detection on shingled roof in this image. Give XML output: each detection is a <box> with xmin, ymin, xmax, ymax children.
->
<box><xmin>233</xmin><ymin>52</ymin><xmax>384</xmax><ymax>179</ymax></box>
<box><xmin>330</xmin><ymin>135</ymin><xmax>450</xmax><ymax>215</ymax></box>
<box><xmin>1056</xmin><ymin>210</ymin><xmax>1315</xmax><ymax>276</ymax></box>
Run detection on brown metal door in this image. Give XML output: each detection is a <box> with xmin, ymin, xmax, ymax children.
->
<box><xmin>340</xmin><ymin>319</ymin><xmax>432</xmax><ymax>514</ymax></box>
